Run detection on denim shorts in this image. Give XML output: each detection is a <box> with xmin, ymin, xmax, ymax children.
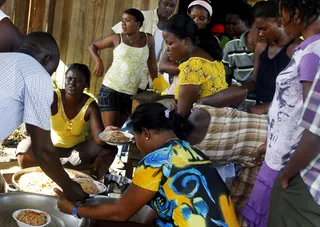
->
<box><xmin>98</xmin><ymin>85</ymin><xmax>132</xmax><ymax>113</ymax></box>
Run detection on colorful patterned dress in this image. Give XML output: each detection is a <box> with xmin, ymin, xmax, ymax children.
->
<box><xmin>132</xmin><ymin>139</ymin><xmax>239</xmax><ymax>227</ymax></box>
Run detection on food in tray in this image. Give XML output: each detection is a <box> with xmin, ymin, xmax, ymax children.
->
<box><xmin>75</xmin><ymin>179</ymin><xmax>99</xmax><ymax>194</ymax></box>
<box><xmin>17</xmin><ymin>171</ymin><xmax>84</xmax><ymax>196</ymax></box>
<box><xmin>104</xmin><ymin>131</ymin><xmax>130</xmax><ymax>143</ymax></box>
<box><xmin>16</xmin><ymin>210</ymin><xmax>48</xmax><ymax>226</ymax></box>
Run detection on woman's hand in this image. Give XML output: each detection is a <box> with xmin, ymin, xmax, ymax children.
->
<box><xmin>253</xmin><ymin>143</ymin><xmax>266</xmax><ymax>164</ymax></box>
<box><xmin>54</xmin><ymin>188</ymin><xmax>75</xmax><ymax>214</ymax></box>
<box><xmin>248</xmin><ymin>103</ymin><xmax>270</xmax><ymax>115</ymax></box>
<box><xmin>94</xmin><ymin>60</ymin><xmax>104</xmax><ymax>77</ymax></box>
<box><xmin>104</xmin><ymin>126</ymin><xmax>119</xmax><ymax>132</ymax></box>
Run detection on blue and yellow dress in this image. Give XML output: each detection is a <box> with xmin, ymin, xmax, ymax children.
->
<box><xmin>133</xmin><ymin>139</ymin><xmax>239</xmax><ymax>227</ymax></box>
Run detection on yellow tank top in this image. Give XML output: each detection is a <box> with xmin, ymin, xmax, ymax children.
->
<box><xmin>51</xmin><ymin>89</ymin><xmax>95</xmax><ymax>148</ymax></box>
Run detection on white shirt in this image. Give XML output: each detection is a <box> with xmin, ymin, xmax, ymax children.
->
<box><xmin>0</xmin><ymin>53</ymin><xmax>53</xmax><ymax>142</ymax></box>
<box><xmin>0</xmin><ymin>9</ymin><xmax>9</xmax><ymax>21</ymax></box>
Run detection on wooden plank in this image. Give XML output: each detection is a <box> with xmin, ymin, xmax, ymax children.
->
<box><xmin>123</xmin><ymin>0</ymin><xmax>133</xmax><ymax>11</ymax></box>
<box><xmin>28</xmin><ymin>0</ymin><xmax>47</xmax><ymax>32</ymax></box>
<box><xmin>56</xmin><ymin>0</ymin><xmax>73</xmax><ymax>87</ymax></box>
<box><xmin>47</xmin><ymin>0</ymin><xmax>56</xmax><ymax>34</ymax></box>
<box><xmin>11</xmin><ymin>0</ymin><xmax>29</xmax><ymax>35</ymax></box>
<box><xmin>88</xmin><ymin>0</ymin><xmax>108</xmax><ymax>95</ymax></box>
<box><xmin>1</xmin><ymin>0</ymin><xmax>14</xmax><ymax>18</ymax></box>
<box><xmin>82</xmin><ymin>0</ymin><xmax>98</xmax><ymax>68</ymax></box>
<box><xmin>52</xmin><ymin>0</ymin><xmax>63</xmax><ymax>44</ymax></box>
<box><xmin>91</xmin><ymin>0</ymin><xmax>118</xmax><ymax>95</ymax></box>
<box><xmin>73</xmin><ymin>0</ymin><xmax>88</xmax><ymax>64</ymax></box>
<box><xmin>65</xmin><ymin>0</ymin><xmax>81</xmax><ymax>66</ymax></box>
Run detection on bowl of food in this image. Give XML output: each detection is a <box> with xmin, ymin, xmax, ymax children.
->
<box><xmin>98</xmin><ymin>130</ymin><xmax>133</xmax><ymax>146</ymax></box>
<box><xmin>73</xmin><ymin>178</ymin><xmax>106</xmax><ymax>197</ymax></box>
<box><xmin>12</xmin><ymin>209</ymin><xmax>51</xmax><ymax>227</ymax></box>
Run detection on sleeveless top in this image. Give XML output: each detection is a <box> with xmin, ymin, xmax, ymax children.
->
<box><xmin>256</xmin><ymin>39</ymin><xmax>295</xmax><ymax>103</ymax></box>
<box><xmin>102</xmin><ymin>33</ymin><xmax>149</xmax><ymax>95</ymax></box>
<box><xmin>51</xmin><ymin>89</ymin><xmax>95</xmax><ymax>148</ymax></box>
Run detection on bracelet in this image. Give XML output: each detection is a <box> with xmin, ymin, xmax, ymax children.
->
<box><xmin>72</xmin><ymin>205</ymin><xmax>81</xmax><ymax>219</ymax></box>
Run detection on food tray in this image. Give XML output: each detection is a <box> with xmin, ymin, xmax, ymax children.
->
<box><xmin>12</xmin><ymin>167</ymin><xmax>92</xmax><ymax>193</ymax></box>
<box><xmin>98</xmin><ymin>131</ymin><xmax>134</xmax><ymax>146</ymax></box>
<box><xmin>0</xmin><ymin>192</ymin><xmax>89</xmax><ymax>227</ymax></box>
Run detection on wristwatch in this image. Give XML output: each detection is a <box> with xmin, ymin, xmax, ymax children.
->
<box><xmin>72</xmin><ymin>205</ymin><xmax>81</xmax><ymax>219</ymax></box>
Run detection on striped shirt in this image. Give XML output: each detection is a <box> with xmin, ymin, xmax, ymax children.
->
<box><xmin>0</xmin><ymin>53</ymin><xmax>53</xmax><ymax>142</ymax></box>
<box><xmin>222</xmin><ymin>31</ymin><xmax>254</xmax><ymax>83</ymax></box>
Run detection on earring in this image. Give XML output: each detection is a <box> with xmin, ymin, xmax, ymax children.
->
<box><xmin>145</xmin><ymin>137</ymin><xmax>149</xmax><ymax>140</ymax></box>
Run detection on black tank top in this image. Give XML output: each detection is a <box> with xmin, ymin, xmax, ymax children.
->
<box><xmin>256</xmin><ymin>39</ymin><xmax>294</xmax><ymax>103</ymax></box>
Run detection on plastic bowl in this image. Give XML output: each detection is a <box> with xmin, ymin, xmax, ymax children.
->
<box><xmin>12</xmin><ymin>209</ymin><xmax>51</xmax><ymax>227</ymax></box>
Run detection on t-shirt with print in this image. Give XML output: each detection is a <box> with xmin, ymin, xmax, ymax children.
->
<box><xmin>133</xmin><ymin>139</ymin><xmax>239</xmax><ymax>227</ymax></box>
<box><xmin>265</xmin><ymin>34</ymin><xmax>320</xmax><ymax>171</ymax></box>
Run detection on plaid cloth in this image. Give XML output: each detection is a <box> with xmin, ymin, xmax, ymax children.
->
<box><xmin>299</xmin><ymin>69</ymin><xmax>320</xmax><ymax>205</ymax></box>
<box><xmin>230</xmin><ymin>166</ymin><xmax>261</xmax><ymax>227</ymax></box>
<box><xmin>194</xmin><ymin>105</ymin><xmax>268</xmax><ymax>167</ymax></box>
<box><xmin>193</xmin><ymin>105</ymin><xmax>267</xmax><ymax>226</ymax></box>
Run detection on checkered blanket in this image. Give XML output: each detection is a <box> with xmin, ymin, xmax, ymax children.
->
<box><xmin>193</xmin><ymin>105</ymin><xmax>267</xmax><ymax>226</ymax></box>
<box><xmin>194</xmin><ymin>105</ymin><xmax>267</xmax><ymax>167</ymax></box>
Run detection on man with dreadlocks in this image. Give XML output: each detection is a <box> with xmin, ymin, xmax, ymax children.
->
<box><xmin>239</xmin><ymin>0</ymin><xmax>320</xmax><ymax>226</ymax></box>
<box><xmin>254</xmin><ymin>0</ymin><xmax>320</xmax><ymax>226</ymax></box>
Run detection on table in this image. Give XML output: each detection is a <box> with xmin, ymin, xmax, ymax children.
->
<box><xmin>92</xmin><ymin>221</ymin><xmax>153</xmax><ymax>227</ymax></box>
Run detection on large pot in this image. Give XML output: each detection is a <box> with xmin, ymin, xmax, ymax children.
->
<box><xmin>12</xmin><ymin>167</ymin><xmax>91</xmax><ymax>193</ymax></box>
<box><xmin>0</xmin><ymin>193</ymin><xmax>152</xmax><ymax>227</ymax></box>
<box><xmin>0</xmin><ymin>192</ymin><xmax>89</xmax><ymax>227</ymax></box>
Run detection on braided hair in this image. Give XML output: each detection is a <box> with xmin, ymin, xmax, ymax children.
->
<box><xmin>279</xmin><ymin>0</ymin><xmax>320</xmax><ymax>27</ymax></box>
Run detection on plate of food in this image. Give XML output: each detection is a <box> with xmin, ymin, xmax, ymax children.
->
<box><xmin>73</xmin><ymin>178</ymin><xmax>106</xmax><ymax>197</ymax></box>
<box><xmin>99</xmin><ymin>130</ymin><xmax>134</xmax><ymax>146</ymax></box>
<box><xmin>12</xmin><ymin>209</ymin><xmax>51</xmax><ymax>227</ymax></box>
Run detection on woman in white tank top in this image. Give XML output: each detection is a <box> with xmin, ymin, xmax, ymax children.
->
<box><xmin>88</xmin><ymin>8</ymin><xmax>158</xmax><ymax>128</ymax></box>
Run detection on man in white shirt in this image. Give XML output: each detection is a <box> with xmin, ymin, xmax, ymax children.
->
<box><xmin>0</xmin><ymin>32</ymin><xmax>87</xmax><ymax>202</ymax></box>
<box><xmin>0</xmin><ymin>0</ymin><xmax>22</xmax><ymax>52</ymax></box>
<box><xmin>112</xmin><ymin>0</ymin><xmax>177</xmax><ymax>89</ymax></box>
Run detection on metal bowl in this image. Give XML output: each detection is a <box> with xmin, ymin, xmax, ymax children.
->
<box><xmin>12</xmin><ymin>167</ymin><xmax>92</xmax><ymax>193</ymax></box>
<box><xmin>0</xmin><ymin>192</ymin><xmax>89</xmax><ymax>227</ymax></box>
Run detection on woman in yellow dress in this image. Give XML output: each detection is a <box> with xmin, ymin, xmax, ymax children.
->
<box><xmin>163</xmin><ymin>14</ymin><xmax>228</xmax><ymax>117</ymax></box>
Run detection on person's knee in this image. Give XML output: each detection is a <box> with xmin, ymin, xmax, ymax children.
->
<box><xmin>17</xmin><ymin>153</ymin><xmax>37</xmax><ymax>169</ymax></box>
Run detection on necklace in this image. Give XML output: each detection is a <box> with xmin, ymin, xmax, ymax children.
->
<box><xmin>126</xmin><ymin>33</ymin><xmax>140</xmax><ymax>43</ymax></box>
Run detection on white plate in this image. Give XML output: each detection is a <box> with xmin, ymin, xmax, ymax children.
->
<box><xmin>98</xmin><ymin>131</ymin><xmax>134</xmax><ymax>146</ymax></box>
<box><xmin>12</xmin><ymin>209</ymin><xmax>51</xmax><ymax>227</ymax></box>
<box><xmin>73</xmin><ymin>178</ymin><xmax>106</xmax><ymax>197</ymax></box>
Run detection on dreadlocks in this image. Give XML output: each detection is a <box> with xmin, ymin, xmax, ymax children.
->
<box><xmin>279</xmin><ymin>0</ymin><xmax>320</xmax><ymax>27</ymax></box>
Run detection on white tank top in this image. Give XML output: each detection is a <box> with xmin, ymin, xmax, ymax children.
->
<box><xmin>103</xmin><ymin>33</ymin><xmax>149</xmax><ymax>95</ymax></box>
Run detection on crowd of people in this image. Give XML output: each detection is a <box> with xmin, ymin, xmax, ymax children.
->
<box><xmin>0</xmin><ymin>0</ymin><xmax>320</xmax><ymax>226</ymax></box>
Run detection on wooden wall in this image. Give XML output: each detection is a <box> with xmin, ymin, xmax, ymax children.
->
<box><xmin>2</xmin><ymin>0</ymin><xmax>179</xmax><ymax>95</ymax></box>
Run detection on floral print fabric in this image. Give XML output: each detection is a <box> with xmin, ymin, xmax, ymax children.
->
<box><xmin>174</xmin><ymin>57</ymin><xmax>228</xmax><ymax>100</ymax></box>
